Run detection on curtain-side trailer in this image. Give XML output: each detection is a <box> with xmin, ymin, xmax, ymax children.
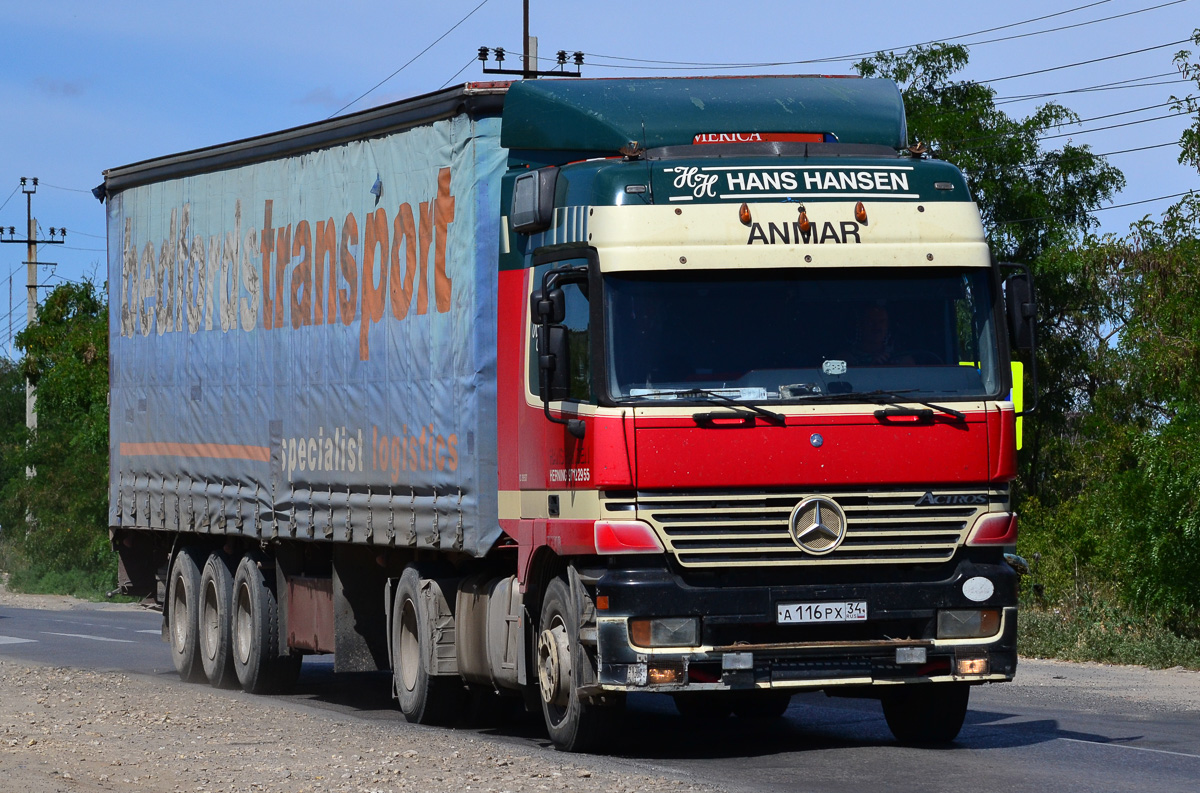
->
<box><xmin>105</xmin><ymin>76</ymin><xmax>1035</xmax><ymax>752</ymax></box>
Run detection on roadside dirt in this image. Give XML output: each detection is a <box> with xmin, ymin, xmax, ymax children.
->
<box><xmin>3</xmin><ymin>580</ymin><xmax>1199</xmax><ymax>792</ymax></box>
<box><xmin>0</xmin><ymin>579</ymin><xmax>721</xmax><ymax>793</ymax></box>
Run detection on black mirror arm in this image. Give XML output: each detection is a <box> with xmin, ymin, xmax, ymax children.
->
<box><xmin>1000</xmin><ymin>262</ymin><xmax>1039</xmax><ymax>417</ymax></box>
<box><xmin>537</xmin><ymin>325</ymin><xmax>585</xmax><ymax>439</ymax></box>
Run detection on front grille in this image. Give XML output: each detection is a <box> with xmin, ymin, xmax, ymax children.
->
<box><xmin>607</xmin><ymin>487</ymin><xmax>1007</xmax><ymax>568</ymax></box>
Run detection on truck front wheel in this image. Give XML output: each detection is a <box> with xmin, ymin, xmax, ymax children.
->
<box><xmin>881</xmin><ymin>682</ymin><xmax>970</xmax><ymax>744</ymax></box>
<box><xmin>167</xmin><ymin>547</ymin><xmax>207</xmax><ymax>683</ymax></box>
<box><xmin>537</xmin><ymin>576</ymin><xmax>622</xmax><ymax>752</ymax></box>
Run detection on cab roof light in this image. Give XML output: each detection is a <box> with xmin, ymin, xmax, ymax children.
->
<box><xmin>594</xmin><ymin>520</ymin><xmax>665</xmax><ymax>555</ymax></box>
<box><xmin>966</xmin><ymin>513</ymin><xmax>1018</xmax><ymax>546</ymax></box>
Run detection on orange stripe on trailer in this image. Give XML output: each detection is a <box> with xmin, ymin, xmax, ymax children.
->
<box><xmin>118</xmin><ymin>442</ymin><xmax>271</xmax><ymax>462</ymax></box>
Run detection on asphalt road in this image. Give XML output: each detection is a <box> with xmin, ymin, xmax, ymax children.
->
<box><xmin>2</xmin><ymin>602</ymin><xmax>1198</xmax><ymax>793</ymax></box>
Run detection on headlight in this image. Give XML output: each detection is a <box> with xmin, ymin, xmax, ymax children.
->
<box><xmin>937</xmin><ymin>609</ymin><xmax>1000</xmax><ymax>639</ymax></box>
<box><xmin>629</xmin><ymin>617</ymin><xmax>699</xmax><ymax>648</ymax></box>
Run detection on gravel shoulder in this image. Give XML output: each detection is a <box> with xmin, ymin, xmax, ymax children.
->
<box><xmin>0</xmin><ymin>579</ymin><xmax>720</xmax><ymax>793</ymax></box>
<box><xmin>3</xmin><ymin>580</ymin><xmax>1200</xmax><ymax>792</ymax></box>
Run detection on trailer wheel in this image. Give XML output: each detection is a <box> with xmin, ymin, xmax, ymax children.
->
<box><xmin>537</xmin><ymin>576</ymin><xmax>622</xmax><ymax>752</ymax></box>
<box><xmin>881</xmin><ymin>683</ymin><xmax>970</xmax><ymax>745</ymax></box>
<box><xmin>167</xmin><ymin>547</ymin><xmax>207</xmax><ymax>683</ymax></box>
<box><xmin>392</xmin><ymin>567</ymin><xmax>464</xmax><ymax>725</ymax></box>
<box><xmin>198</xmin><ymin>553</ymin><xmax>238</xmax><ymax>689</ymax></box>
<box><xmin>231</xmin><ymin>553</ymin><xmax>301</xmax><ymax>694</ymax></box>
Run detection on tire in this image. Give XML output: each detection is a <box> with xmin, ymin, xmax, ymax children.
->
<box><xmin>731</xmin><ymin>691</ymin><xmax>792</xmax><ymax>720</ymax></box>
<box><xmin>231</xmin><ymin>553</ymin><xmax>301</xmax><ymax>694</ymax></box>
<box><xmin>882</xmin><ymin>683</ymin><xmax>970</xmax><ymax>745</ymax></box>
<box><xmin>167</xmin><ymin>547</ymin><xmax>207</xmax><ymax>683</ymax></box>
<box><xmin>391</xmin><ymin>566</ymin><xmax>465</xmax><ymax>725</ymax></box>
<box><xmin>537</xmin><ymin>576</ymin><xmax>623</xmax><ymax>752</ymax></box>
<box><xmin>673</xmin><ymin>692</ymin><xmax>733</xmax><ymax>720</ymax></box>
<box><xmin>198</xmin><ymin>553</ymin><xmax>238</xmax><ymax>689</ymax></box>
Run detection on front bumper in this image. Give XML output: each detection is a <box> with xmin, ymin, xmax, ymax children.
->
<box><xmin>589</xmin><ymin>556</ymin><xmax>1018</xmax><ymax>694</ymax></box>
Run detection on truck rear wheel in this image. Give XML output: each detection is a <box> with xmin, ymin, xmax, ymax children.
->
<box><xmin>392</xmin><ymin>566</ymin><xmax>464</xmax><ymax>725</ymax></box>
<box><xmin>167</xmin><ymin>547</ymin><xmax>207</xmax><ymax>683</ymax></box>
<box><xmin>199</xmin><ymin>553</ymin><xmax>238</xmax><ymax>689</ymax></box>
<box><xmin>231</xmin><ymin>553</ymin><xmax>301</xmax><ymax>694</ymax></box>
<box><xmin>537</xmin><ymin>576</ymin><xmax>622</xmax><ymax>752</ymax></box>
<box><xmin>881</xmin><ymin>682</ymin><xmax>970</xmax><ymax>744</ymax></box>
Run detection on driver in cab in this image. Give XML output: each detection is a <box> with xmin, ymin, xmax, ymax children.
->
<box><xmin>847</xmin><ymin>303</ymin><xmax>914</xmax><ymax>366</ymax></box>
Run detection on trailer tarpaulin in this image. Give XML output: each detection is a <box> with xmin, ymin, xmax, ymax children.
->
<box><xmin>107</xmin><ymin>113</ymin><xmax>505</xmax><ymax>556</ymax></box>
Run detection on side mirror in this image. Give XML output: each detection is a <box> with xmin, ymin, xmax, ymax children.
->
<box><xmin>1004</xmin><ymin>272</ymin><xmax>1036</xmax><ymax>353</ymax></box>
<box><xmin>1000</xmin><ymin>263</ymin><xmax>1038</xmax><ymax>417</ymax></box>
<box><xmin>511</xmin><ymin>167</ymin><xmax>559</xmax><ymax>234</ymax></box>
<box><xmin>530</xmin><ymin>260</ymin><xmax>590</xmax><ymax>440</ymax></box>
<box><xmin>539</xmin><ymin>325</ymin><xmax>571</xmax><ymax>402</ymax></box>
<box><xmin>529</xmin><ymin>287</ymin><xmax>566</xmax><ymax>326</ymax></box>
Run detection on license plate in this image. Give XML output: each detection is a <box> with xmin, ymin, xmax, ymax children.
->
<box><xmin>776</xmin><ymin>601</ymin><xmax>868</xmax><ymax>624</ymax></box>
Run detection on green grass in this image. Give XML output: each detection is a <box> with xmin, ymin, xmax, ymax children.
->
<box><xmin>1019</xmin><ymin>601</ymin><xmax>1200</xmax><ymax>670</ymax></box>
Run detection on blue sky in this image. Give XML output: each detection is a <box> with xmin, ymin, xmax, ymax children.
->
<box><xmin>0</xmin><ymin>0</ymin><xmax>1196</xmax><ymax>356</ymax></box>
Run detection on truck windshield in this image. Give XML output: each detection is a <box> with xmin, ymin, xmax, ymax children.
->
<box><xmin>604</xmin><ymin>267</ymin><xmax>1002</xmax><ymax>402</ymax></box>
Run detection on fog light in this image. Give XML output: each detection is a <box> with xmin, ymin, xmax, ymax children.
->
<box><xmin>629</xmin><ymin>617</ymin><xmax>699</xmax><ymax>648</ymax></box>
<box><xmin>956</xmin><ymin>657</ymin><xmax>990</xmax><ymax>676</ymax></box>
<box><xmin>647</xmin><ymin>665</ymin><xmax>685</xmax><ymax>685</ymax></box>
<box><xmin>937</xmin><ymin>609</ymin><xmax>1000</xmax><ymax>639</ymax></box>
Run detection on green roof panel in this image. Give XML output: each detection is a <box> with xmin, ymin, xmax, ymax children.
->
<box><xmin>500</xmin><ymin>76</ymin><xmax>907</xmax><ymax>153</ymax></box>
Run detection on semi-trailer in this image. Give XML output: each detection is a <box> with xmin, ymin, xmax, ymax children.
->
<box><xmin>103</xmin><ymin>75</ymin><xmax>1034</xmax><ymax>751</ymax></box>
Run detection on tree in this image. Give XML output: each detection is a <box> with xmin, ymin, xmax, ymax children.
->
<box><xmin>0</xmin><ymin>281</ymin><xmax>111</xmax><ymax>593</ymax></box>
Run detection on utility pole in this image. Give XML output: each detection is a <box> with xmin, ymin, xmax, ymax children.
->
<box><xmin>0</xmin><ymin>177</ymin><xmax>65</xmax><ymax>438</ymax></box>
<box><xmin>478</xmin><ymin>0</ymin><xmax>583</xmax><ymax>78</ymax></box>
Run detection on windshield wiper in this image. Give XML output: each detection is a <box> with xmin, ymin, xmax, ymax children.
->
<box><xmin>794</xmin><ymin>389</ymin><xmax>966</xmax><ymax>422</ymax></box>
<box><xmin>676</xmin><ymin>388</ymin><xmax>787</xmax><ymax>426</ymax></box>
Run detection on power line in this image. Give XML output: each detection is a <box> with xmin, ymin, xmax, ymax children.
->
<box><xmin>1007</xmin><ymin>140</ymin><xmax>1180</xmax><ymax>173</ymax></box>
<box><xmin>0</xmin><ymin>185</ymin><xmax>19</xmax><ymax>215</ymax></box>
<box><xmin>1039</xmin><ymin>109</ymin><xmax>1191</xmax><ymax>141</ymax></box>
<box><xmin>995</xmin><ymin>72</ymin><xmax>1186</xmax><ymax>104</ymax></box>
<box><xmin>996</xmin><ymin>190</ymin><xmax>1193</xmax><ymax>225</ymax></box>
<box><xmin>979</xmin><ymin>38</ymin><xmax>1195</xmax><ymax>83</ymax></box>
<box><xmin>581</xmin><ymin>0</ymin><xmax>1123</xmax><ymax>68</ymax></box>
<box><xmin>579</xmin><ymin>2</ymin><xmax>1191</xmax><ymax>72</ymax></box>
<box><xmin>330</xmin><ymin>0</ymin><xmax>493</xmax><ymax>118</ymax></box>
<box><xmin>937</xmin><ymin>0</ymin><xmax>1191</xmax><ymax>51</ymax></box>
<box><xmin>39</xmin><ymin>182</ymin><xmax>92</xmax><ymax>194</ymax></box>
<box><xmin>63</xmin><ymin>228</ymin><xmax>106</xmax><ymax>240</ymax></box>
<box><xmin>938</xmin><ymin>98</ymin><xmax>1190</xmax><ymax>147</ymax></box>
<box><xmin>440</xmin><ymin>56</ymin><xmax>480</xmax><ymax>89</ymax></box>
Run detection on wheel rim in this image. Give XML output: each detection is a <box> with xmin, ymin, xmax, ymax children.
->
<box><xmin>170</xmin><ymin>573</ymin><xmax>188</xmax><ymax>653</ymax></box>
<box><xmin>200</xmin><ymin>577</ymin><xmax>220</xmax><ymax>662</ymax></box>
<box><xmin>398</xmin><ymin>597</ymin><xmax>420</xmax><ymax>693</ymax></box>
<box><xmin>537</xmin><ymin>615</ymin><xmax>572</xmax><ymax>711</ymax></box>
<box><xmin>234</xmin><ymin>582</ymin><xmax>253</xmax><ymax>665</ymax></box>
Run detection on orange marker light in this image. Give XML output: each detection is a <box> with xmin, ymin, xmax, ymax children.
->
<box><xmin>739</xmin><ymin>203</ymin><xmax>752</xmax><ymax>225</ymax></box>
<box><xmin>595</xmin><ymin>595</ymin><xmax>610</xmax><ymax>611</ymax></box>
<box><xmin>855</xmin><ymin>201</ymin><xmax>868</xmax><ymax>224</ymax></box>
<box><xmin>797</xmin><ymin>209</ymin><xmax>811</xmax><ymax>235</ymax></box>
